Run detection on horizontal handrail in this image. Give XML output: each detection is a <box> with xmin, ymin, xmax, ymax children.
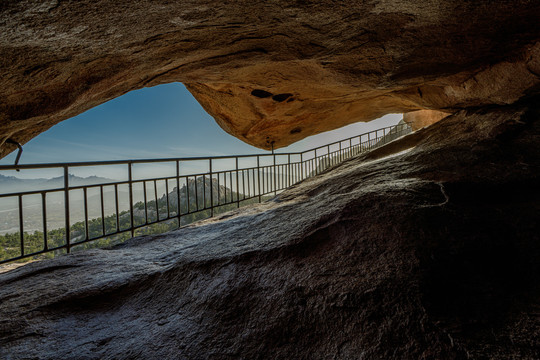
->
<box><xmin>0</xmin><ymin>124</ymin><xmax>405</xmax><ymax>170</ymax></box>
<box><xmin>0</xmin><ymin>122</ymin><xmax>412</xmax><ymax>265</ymax></box>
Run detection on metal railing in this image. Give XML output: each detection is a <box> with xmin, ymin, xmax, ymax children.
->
<box><xmin>0</xmin><ymin>122</ymin><xmax>412</xmax><ymax>264</ymax></box>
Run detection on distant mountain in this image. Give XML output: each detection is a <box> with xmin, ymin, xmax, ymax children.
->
<box><xmin>44</xmin><ymin>174</ymin><xmax>115</xmax><ymax>186</ymax></box>
<box><xmin>0</xmin><ymin>174</ymin><xmax>261</xmax><ymax>236</ymax></box>
<box><xmin>0</xmin><ymin>174</ymin><xmax>115</xmax><ymax>194</ymax></box>
<box><xmin>163</xmin><ymin>176</ymin><xmax>235</xmax><ymax>209</ymax></box>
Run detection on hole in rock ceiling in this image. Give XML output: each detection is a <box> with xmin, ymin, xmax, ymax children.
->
<box><xmin>290</xmin><ymin>127</ymin><xmax>302</xmax><ymax>134</ymax></box>
<box><xmin>272</xmin><ymin>93</ymin><xmax>293</xmax><ymax>102</ymax></box>
<box><xmin>251</xmin><ymin>89</ymin><xmax>273</xmax><ymax>98</ymax></box>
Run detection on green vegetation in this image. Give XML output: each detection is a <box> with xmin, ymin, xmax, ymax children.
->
<box><xmin>0</xmin><ymin>182</ymin><xmax>268</xmax><ymax>264</ymax></box>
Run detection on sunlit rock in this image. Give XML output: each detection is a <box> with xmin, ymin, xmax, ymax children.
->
<box><xmin>403</xmin><ymin>110</ymin><xmax>450</xmax><ymax>130</ymax></box>
<box><xmin>1</xmin><ymin>1</ymin><xmax>540</xmax><ymax>156</ymax></box>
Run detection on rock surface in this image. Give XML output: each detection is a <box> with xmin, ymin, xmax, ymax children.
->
<box><xmin>1</xmin><ymin>100</ymin><xmax>539</xmax><ymax>359</ymax></box>
<box><xmin>403</xmin><ymin>109</ymin><xmax>449</xmax><ymax>130</ymax></box>
<box><xmin>1</xmin><ymin>1</ymin><xmax>540</xmax><ymax>156</ymax></box>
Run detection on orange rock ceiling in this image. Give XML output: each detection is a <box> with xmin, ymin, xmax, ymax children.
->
<box><xmin>1</xmin><ymin>1</ymin><xmax>539</xmax><ymax>157</ymax></box>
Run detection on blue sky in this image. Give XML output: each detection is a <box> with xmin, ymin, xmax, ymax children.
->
<box><xmin>0</xmin><ymin>83</ymin><xmax>402</xmax><ymax>173</ymax></box>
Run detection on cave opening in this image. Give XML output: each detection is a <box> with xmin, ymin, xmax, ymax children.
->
<box><xmin>0</xmin><ymin>83</ymin><xmax>405</xmax><ymax>166</ymax></box>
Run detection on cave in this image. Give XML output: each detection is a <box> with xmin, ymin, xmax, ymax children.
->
<box><xmin>0</xmin><ymin>1</ymin><xmax>539</xmax><ymax>359</ymax></box>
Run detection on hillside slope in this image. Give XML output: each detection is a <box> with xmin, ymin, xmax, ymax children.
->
<box><xmin>0</xmin><ymin>101</ymin><xmax>539</xmax><ymax>359</ymax></box>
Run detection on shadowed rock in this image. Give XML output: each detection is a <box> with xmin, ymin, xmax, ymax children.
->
<box><xmin>1</xmin><ymin>100</ymin><xmax>538</xmax><ymax>359</ymax></box>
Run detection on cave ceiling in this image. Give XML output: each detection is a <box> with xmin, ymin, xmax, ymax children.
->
<box><xmin>1</xmin><ymin>0</ymin><xmax>539</xmax><ymax>157</ymax></box>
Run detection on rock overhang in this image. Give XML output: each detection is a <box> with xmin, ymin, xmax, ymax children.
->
<box><xmin>1</xmin><ymin>0</ymin><xmax>540</xmax><ymax>157</ymax></box>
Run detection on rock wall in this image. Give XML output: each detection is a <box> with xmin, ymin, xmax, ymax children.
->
<box><xmin>1</xmin><ymin>1</ymin><xmax>540</xmax><ymax>156</ymax></box>
<box><xmin>1</xmin><ymin>99</ymin><xmax>538</xmax><ymax>359</ymax></box>
<box><xmin>403</xmin><ymin>109</ymin><xmax>450</xmax><ymax>130</ymax></box>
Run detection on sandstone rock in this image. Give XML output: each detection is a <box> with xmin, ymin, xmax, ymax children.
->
<box><xmin>1</xmin><ymin>1</ymin><xmax>540</xmax><ymax>156</ymax></box>
<box><xmin>403</xmin><ymin>109</ymin><xmax>449</xmax><ymax>130</ymax></box>
<box><xmin>1</xmin><ymin>100</ymin><xmax>538</xmax><ymax>359</ymax></box>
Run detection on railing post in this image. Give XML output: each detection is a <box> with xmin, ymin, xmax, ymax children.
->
<box><xmin>100</xmin><ymin>185</ymin><xmax>105</xmax><ymax>236</ymax></box>
<box><xmin>128</xmin><ymin>162</ymin><xmax>134</xmax><ymax>237</ymax></box>
<box><xmin>257</xmin><ymin>156</ymin><xmax>261</xmax><ymax>203</ymax></box>
<box><xmin>209</xmin><ymin>159</ymin><xmax>214</xmax><ymax>217</ymax></box>
<box><xmin>273</xmin><ymin>153</ymin><xmax>277</xmax><ymax>195</ymax></box>
<box><xmin>300</xmin><ymin>153</ymin><xmax>304</xmax><ymax>180</ymax></box>
<box><xmin>114</xmin><ymin>184</ymin><xmax>120</xmax><ymax>233</ymax></box>
<box><xmin>176</xmin><ymin>160</ymin><xmax>181</xmax><ymax>227</ymax></box>
<box><xmin>287</xmin><ymin>154</ymin><xmax>291</xmax><ymax>187</ymax></box>
<box><xmin>84</xmin><ymin>187</ymin><xmax>89</xmax><ymax>240</ymax></box>
<box><xmin>64</xmin><ymin>165</ymin><xmax>71</xmax><ymax>253</ymax></box>
<box><xmin>202</xmin><ymin>174</ymin><xmax>206</xmax><ymax>212</ymax></box>
<box><xmin>327</xmin><ymin>145</ymin><xmax>331</xmax><ymax>167</ymax></box>
<box><xmin>314</xmin><ymin>149</ymin><xmax>318</xmax><ymax>175</ymax></box>
<box><xmin>235</xmin><ymin>157</ymin><xmax>240</xmax><ymax>208</ymax></box>
<box><xmin>42</xmin><ymin>192</ymin><xmax>48</xmax><ymax>251</ymax></box>
<box><xmin>143</xmin><ymin>178</ymin><xmax>148</xmax><ymax>225</ymax></box>
<box><xmin>18</xmin><ymin>195</ymin><xmax>24</xmax><ymax>257</ymax></box>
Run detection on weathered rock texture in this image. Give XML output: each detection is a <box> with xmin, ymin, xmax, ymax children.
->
<box><xmin>403</xmin><ymin>109</ymin><xmax>449</xmax><ymax>130</ymax></box>
<box><xmin>1</xmin><ymin>1</ymin><xmax>540</xmax><ymax>156</ymax></box>
<box><xmin>1</xmin><ymin>100</ymin><xmax>539</xmax><ymax>359</ymax></box>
